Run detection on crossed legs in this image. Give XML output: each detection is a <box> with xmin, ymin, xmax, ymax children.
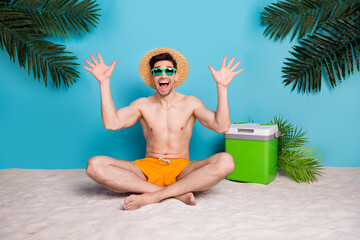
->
<box><xmin>86</xmin><ymin>152</ymin><xmax>235</xmax><ymax>210</ymax></box>
<box><xmin>86</xmin><ymin>156</ymin><xmax>195</xmax><ymax>205</ymax></box>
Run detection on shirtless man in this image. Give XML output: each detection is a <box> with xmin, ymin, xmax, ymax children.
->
<box><xmin>83</xmin><ymin>48</ymin><xmax>243</xmax><ymax>210</ymax></box>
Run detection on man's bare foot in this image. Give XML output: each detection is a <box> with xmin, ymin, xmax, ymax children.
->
<box><xmin>123</xmin><ymin>192</ymin><xmax>197</xmax><ymax>211</ymax></box>
<box><xmin>124</xmin><ymin>192</ymin><xmax>156</xmax><ymax>211</ymax></box>
<box><xmin>174</xmin><ymin>192</ymin><xmax>197</xmax><ymax>206</ymax></box>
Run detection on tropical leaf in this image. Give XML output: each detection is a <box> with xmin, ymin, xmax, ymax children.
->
<box><xmin>270</xmin><ymin>116</ymin><xmax>309</xmax><ymax>155</ymax></box>
<box><xmin>282</xmin><ymin>15</ymin><xmax>360</xmax><ymax>93</ymax></box>
<box><xmin>0</xmin><ymin>7</ymin><xmax>79</xmax><ymax>87</ymax></box>
<box><xmin>261</xmin><ymin>0</ymin><xmax>360</xmax><ymax>41</ymax></box>
<box><xmin>270</xmin><ymin>115</ymin><xmax>323</xmax><ymax>183</ymax></box>
<box><xmin>0</xmin><ymin>0</ymin><xmax>101</xmax><ymax>39</ymax></box>
<box><xmin>278</xmin><ymin>146</ymin><xmax>323</xmax><ymax>183</ymax></box>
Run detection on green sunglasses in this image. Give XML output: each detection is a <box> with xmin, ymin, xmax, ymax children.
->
<box><xmin>151</xmin><ymin>68</ymin><xmax>177</xmax><ymax>76</ymax></box>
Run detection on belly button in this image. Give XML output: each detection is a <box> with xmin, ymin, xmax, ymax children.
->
<box><xmin>150</xmin><ymin>128</ymin><xmax>153</xmax><ymax>131</ymax></box>
<box><xmin>181</xmin><ymin>127</ymin><xmax>184</xmax><ymax>131</ymax></box>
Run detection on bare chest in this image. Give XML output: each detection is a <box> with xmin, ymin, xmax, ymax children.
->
<box><xmin>139</xmin><ymin>104</ymin><xmax>195</xmax><ymax>136</ymax></box>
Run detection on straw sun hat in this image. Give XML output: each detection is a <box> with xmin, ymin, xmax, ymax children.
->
<box><xmin>138</xmin><ymin>47</ymin><xmax>189</xmax><ymax>89</ymax></box>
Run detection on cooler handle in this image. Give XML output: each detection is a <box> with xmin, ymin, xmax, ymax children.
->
<box><xmin>273</xmin><ymin>131</ymin><xmax>281</xmax><ymax>140</ymax></box>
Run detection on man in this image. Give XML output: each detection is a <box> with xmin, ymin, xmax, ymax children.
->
<box><xmin>83</xmin><ymin>48</ymin><xmax>243</xmax><ymax>210</ymax></box>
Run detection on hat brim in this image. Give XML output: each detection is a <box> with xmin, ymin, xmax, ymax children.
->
<box><xmin>138</xmin><ymin>47</ymin><xmax>189</xmax><ymax>89</ymax></box>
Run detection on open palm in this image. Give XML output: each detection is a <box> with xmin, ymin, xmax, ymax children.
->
<box><xmin>83</xmin><ymin>53</ymin><xmax>117</xmax><ymax>83</ymax></box>
<box><xmin>209</xmin><ymin>56</ymin><xmax>243</xmax><ymax>87</ymax></box>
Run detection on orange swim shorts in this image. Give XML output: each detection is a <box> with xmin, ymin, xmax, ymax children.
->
<box><xmin>133</xmin><ymin>157</ymin><xmax>192</xmax><ymax>187</ymax></box>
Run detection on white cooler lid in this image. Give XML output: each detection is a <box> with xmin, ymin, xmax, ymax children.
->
<box><xmin>225</xmin><ymin>123</ymin><xmax>280</xmax><ymax>141</ymax></box>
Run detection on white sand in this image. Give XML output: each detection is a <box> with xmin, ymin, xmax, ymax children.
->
<box><xmin>0</xmin><ymin>167</ymin><xmax>359</xmax><ymax>240</ymax></box>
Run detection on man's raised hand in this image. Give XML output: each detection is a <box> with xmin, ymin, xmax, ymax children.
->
<box><xmin>83</xmin><ymin>53</ymin><xmax>117</xmax><ymax>84</ymax></box>
<box><xmin>208</xmin><ymin>56</ymin><xmax>243</xmax><ymax>88</ymax></box>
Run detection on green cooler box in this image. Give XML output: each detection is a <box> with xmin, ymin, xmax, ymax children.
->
<box><xmin>225</xmin><ymin>123</ymin><xmax>281</xmax><ymax>184</ymax></box>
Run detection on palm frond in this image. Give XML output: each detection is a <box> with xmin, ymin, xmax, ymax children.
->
<box><xmin>270</xmin><ymin>116</ymin><xmax>309</xmax><ymax>155</ymax></box>
<box><xmin>278</xmin><ymin>146</ymin><xmax>323</xmax><ymax>183</ymax></box>
<box><xmin>282</xmin><ymin>15</ymin><xmax>360</xmax><ymax>93</ymax></box>
<box><xmin>0</xmin><ymin>7</ymin><xmax>79</xmax><ymax>87</ymax></box>
<box><xmin>1</xmin><ymin>0</ymin><xmax>101</xmax><ymax>39</ymax></box>
<box><xmin>270</xmin><ymin>115</ymin><xmax>323</xmax><ymax>183</ymax></box>
<box><xmin>261</xmin><ymin>0</ymin><xmax>360</xmax><ymax>41</ymax></box>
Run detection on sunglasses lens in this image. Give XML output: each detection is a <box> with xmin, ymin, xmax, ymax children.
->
<box><xmin>165</xmin><ymin>68</ymin><xmax>174</xmax><ymax>76</ymax></box>
<box><xmin>153</xmin><ymin>68</ymin><xmax>162</xmax><ymax>76</ymax></box>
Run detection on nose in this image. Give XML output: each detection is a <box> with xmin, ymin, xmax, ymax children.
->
<box><xmin>161</xmin><ymin>71</ymin><xmax>167</xmax><ymax>77</ymax></box>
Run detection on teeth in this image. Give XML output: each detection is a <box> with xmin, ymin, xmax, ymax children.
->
<box><xmin>160</xmin><ymin>81</ymin><xmax>169</xmax><ymax>84</ymax></box>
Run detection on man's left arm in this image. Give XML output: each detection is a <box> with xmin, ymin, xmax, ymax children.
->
<box><xmin>194</xmin><ymin>56</ymin><xmax>243</xmax><ymax>133</ymax></box>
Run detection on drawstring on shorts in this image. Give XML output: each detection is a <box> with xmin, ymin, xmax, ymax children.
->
<box><xmin>159</xmin><ymin>157</ymin><xmax>171</xmax><ymax>164</ymax></box>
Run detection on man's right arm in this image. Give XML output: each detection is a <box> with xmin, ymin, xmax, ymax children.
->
<box><xmin>83</xmin><ymin>52</ymin><xmax>141</xmax><ymax>131</ymax></box>
<box><xmin>99</xmin><ymin>81</ymin><xmax>141</xmax><ymax>130</ymax></box>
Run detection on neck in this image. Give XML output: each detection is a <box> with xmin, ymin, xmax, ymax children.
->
<box><xmin>154</xmin><ymin>89</ymin><xmax>177</xmax><ymax>107</ymax></box>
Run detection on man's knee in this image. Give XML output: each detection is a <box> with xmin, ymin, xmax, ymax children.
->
<box><xmin>86</xmin><ymin>156</ymin><xmax>104</xmax><ymax>178</ymax></box>
<box><xmin>215</xmin><ymin>152</ymin><xmax>235</xmax><ymax>176</ymax></box>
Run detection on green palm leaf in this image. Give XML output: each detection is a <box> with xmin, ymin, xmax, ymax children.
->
<box><xmin>270</xmin><ymin>115</ymin><xmax>323</xmax><ymax>183</ymax></box>
<box><xmin>282</xmin><ymin>15</ymin><xmax>360</xmax><ymax>93</ymax></box>
<box><xmin>261</xmin><ymin>0</ymin><xmax>360</xmax><ymax>41</ymax></box>
<box><xmin>0</xmin><ymin>7</ymin><xmax>79</xmax><ymax>87</ymax></box>
<box><xmin>0</xmin><ymin>0</ymin><xmax>101</xmax><ymax>39</ymax></box>
<box><xmin>270</xmin><ymin>116</ymin><xmax>309</xmax><ymax>154</ymax></box>
<box><xmin>278</xmin><ymin>146</ymin><xmax>323</xmax><ymax>183</ymax></box>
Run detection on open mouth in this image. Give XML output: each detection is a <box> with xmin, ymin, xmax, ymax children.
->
<box><xmin>159</xmin><ymin>80</ymin><xmax>169</xmax><ymax>91</ymax></box>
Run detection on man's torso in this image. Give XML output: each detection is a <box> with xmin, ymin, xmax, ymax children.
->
<box><xmin>133</xmin><ymin>92</ymin><xmax>197</xmax><ymax>159</ymax></box>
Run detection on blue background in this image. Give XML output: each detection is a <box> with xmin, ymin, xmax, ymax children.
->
<box><xmin>1</xmin><ymin>0</ymin><xmax>359</xmax><ymax>169</ymax></box>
